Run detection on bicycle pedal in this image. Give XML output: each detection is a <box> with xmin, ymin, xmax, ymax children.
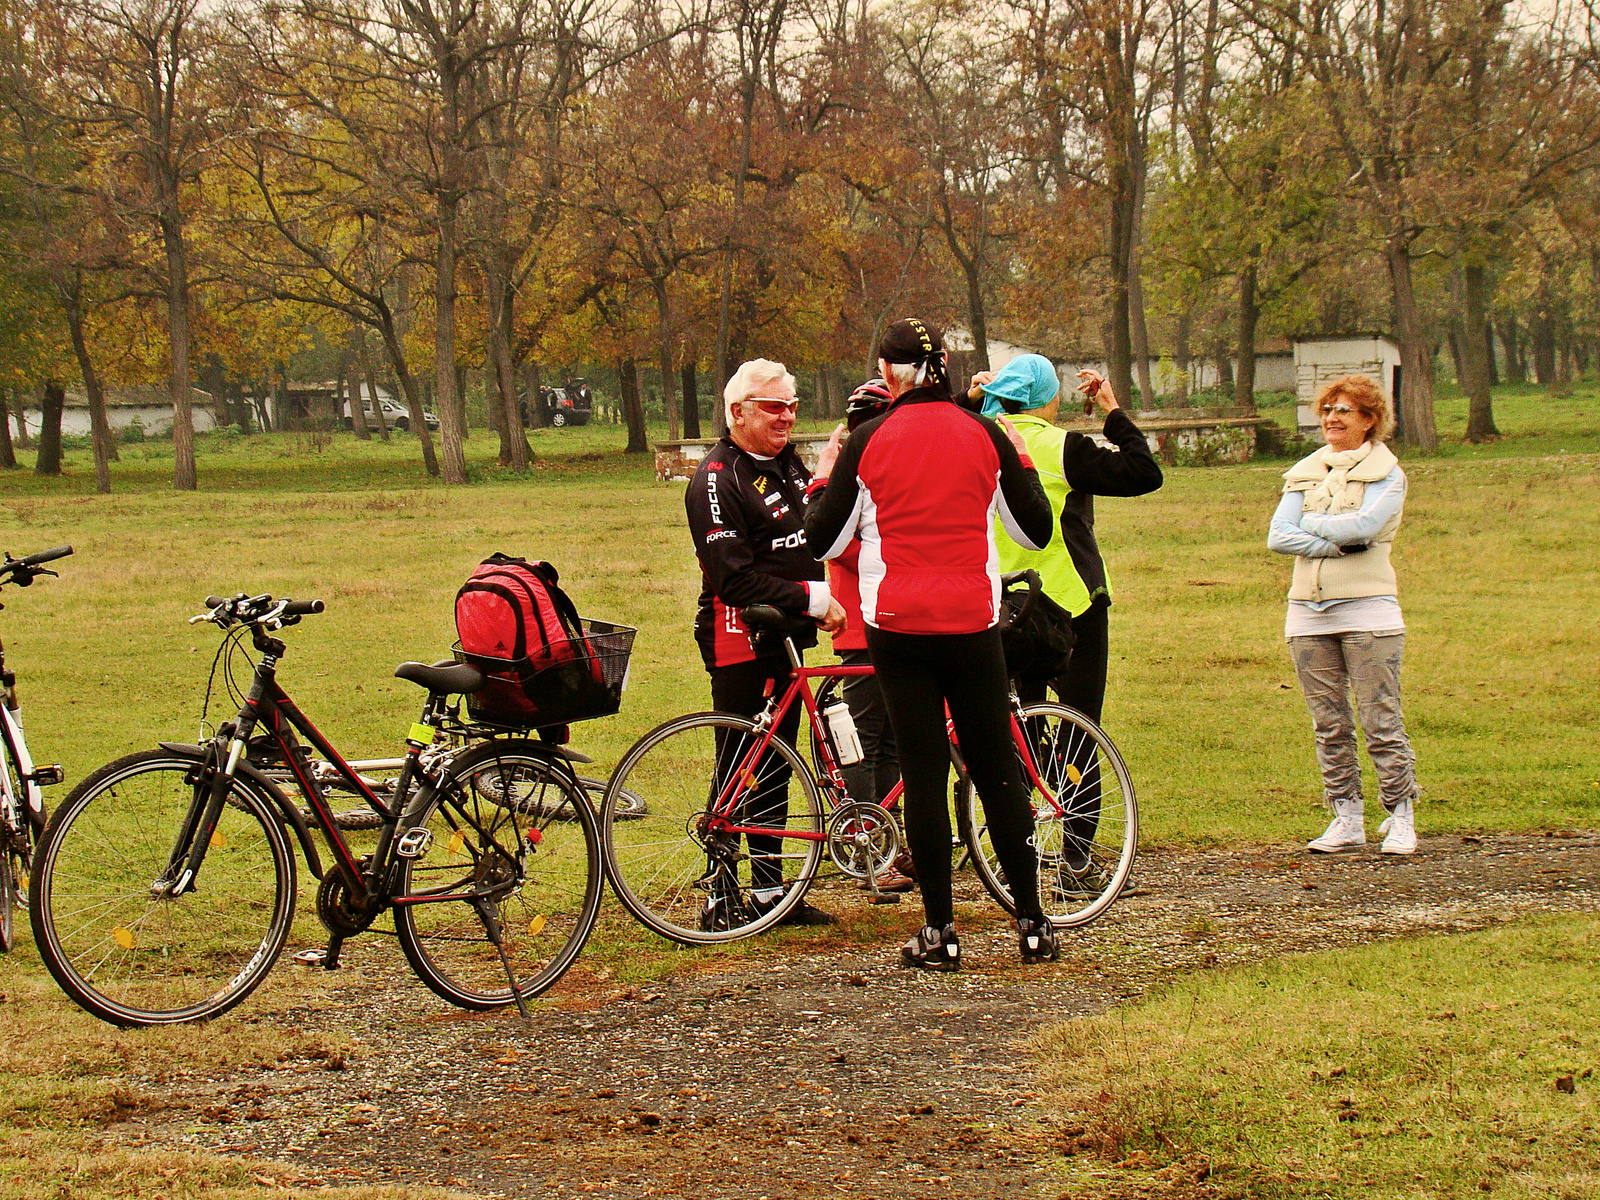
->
<box><xmin>291</xmin><ymin>947</ymin><xmax>340</xmax><ymax>969</ymax></box>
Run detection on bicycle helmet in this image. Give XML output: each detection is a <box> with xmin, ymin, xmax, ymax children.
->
<box><xmin>845</xmin><ymin>377</ymin><xmax>893</xmax><ymax>430</ymax></box>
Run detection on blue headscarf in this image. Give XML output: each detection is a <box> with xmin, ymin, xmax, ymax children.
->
<box><xmin>978</xmin><ymin>354</ymin><xmax>1060</xmax><ymax>418</ymax></box>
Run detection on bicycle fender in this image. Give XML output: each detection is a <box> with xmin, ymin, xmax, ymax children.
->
<box><xmin>158</xmin><ymin>742</ymin><xmax>326</xmax><ymax>880</ymax></box>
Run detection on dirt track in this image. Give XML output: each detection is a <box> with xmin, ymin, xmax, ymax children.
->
<box><xmin>110</xmin><ymin>831</ymin><xmax>1600</xmax><ymax>1198</ymax></box>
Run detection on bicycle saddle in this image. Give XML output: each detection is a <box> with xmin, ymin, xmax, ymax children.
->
<box><xmin>739</xmin><ymin>605</ymin><xmax>817</xmax><ymax>635</ymax></box>
<box><xmin>394</xmin><ymin>659</ymin><xmax>487</xmax><ymax>695</ymax></box>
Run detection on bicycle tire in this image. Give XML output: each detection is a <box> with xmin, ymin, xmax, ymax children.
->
<box><xmin>601</xmin><ymin>712</ymin><xmax>825</xmax><ymax>945</ymax></box>
<box><xmin>30</xmin><ymin>750</ymin><xmax>297</xmax><ymax>1027</ymax></box>
<box><xmin>0</xmin><ymin>836</ymin><xmax>14</xmax><ymax>953</ymax></box>
<box><xmin>393</xmin><ymin>741</ymin><xmax>602</xmax><ymax>1010</ymax></box>
<box><xmin>960</xmin><ymin>703</ymin><xmax>1136</xmax><ymax>928</ymax></box>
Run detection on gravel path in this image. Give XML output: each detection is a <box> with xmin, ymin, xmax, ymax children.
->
<box><xmin>112</xmin><ymin>831</ymin><xmax>1599</xmax><ymax>1198</ymax></box>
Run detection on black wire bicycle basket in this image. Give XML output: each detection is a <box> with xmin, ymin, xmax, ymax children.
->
<box><xmin>455</xmin><ymin>618</ymin><xmax>636</xmax><ymax>730</ymax></box>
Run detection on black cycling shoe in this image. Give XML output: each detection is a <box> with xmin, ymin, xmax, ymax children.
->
<box><xmin>1017</xmin><ymin>916</ymin><xmax>1060</xmax><ymax>964</ymax></box>
<box><xmin>748</xmin><ymin>892</ymin><xmax>838</xmax><ymax>927</ymax></box>
<box><xmin>901</xmin><ymin>923</ymin><xmax>960</xmax><ymax>971</ymax></box>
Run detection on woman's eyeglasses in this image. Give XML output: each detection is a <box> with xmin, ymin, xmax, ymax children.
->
<box><xmin>1320</xmin><ymin>403</ymin><xmax>1360</xmax><ymax>416</ymax></box>
<box><xmin>746</xmin><ymin>398</ymin><xmax>800</xmax><ymax>415</ymax></box>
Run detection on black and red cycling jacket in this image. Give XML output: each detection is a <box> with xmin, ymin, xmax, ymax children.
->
<box><xmin>804</xmin><ymin>387</ymin><xmax>1052</xmax><ymax>635</ymax></box>
<box><xmin>686</xmin><ymin>436</ymin><xmax>825</xmax><ymax>669</ymax></box>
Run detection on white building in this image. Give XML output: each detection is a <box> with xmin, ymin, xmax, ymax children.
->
<box><xmin>1293</xmin><ymin>335</ymin><xmax>1402</xmax><ymax>438</ymax></box>
<box><xmin>14</xmin><ymin>385</ymin><xmax>218</xmax><ymax>440</ymax></box>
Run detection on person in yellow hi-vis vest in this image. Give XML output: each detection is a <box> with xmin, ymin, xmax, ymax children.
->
<box><xmin>968</xmin><ymin>354</ymin><xmax>1163</xmax><ymax>893</ymax></box>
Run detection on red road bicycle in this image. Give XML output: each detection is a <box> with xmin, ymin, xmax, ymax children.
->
<box><xmin>600</xmin><ymin>577</ymin><xmax>1136</xmax><ymax>945</ymax></box>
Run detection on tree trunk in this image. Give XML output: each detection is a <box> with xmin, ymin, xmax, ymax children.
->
<box><xmin>485</xmin><ymin>274</ymin><xmax>531</xmax><ymax>469</ymax></box>
<box><xmin>526</xmin><ymin>362</ymin><xmax>546</xmax><ymax>428</ymax></box>
<box><xmin>0</xmin><ymin>390</ymin><xmax>15</xmax><ymax>469</ymax></box>
<box><xmin>1173</xmin><ymin>309</ymin><xmax>1192</xmax><ymax>407</ymax></box>
<box><xmin>1105</xmin><ymin>183</ymin><xmax>1137</xmax><ymax>407</ymax></box>
<box><xmin>163</xmin><ymin>219</ymin><xmax>197</xmax><ymax>490</ymax></box>
<box><xmin>713</xmin><ymin>76</ymin><xmax>758</xmax><ymax>434</ymax></box>
<box><xmin>961</xmin><ymin>256</ymin><xmax>990</xmax><ymax>375</ymax></box>
<box><xmin>1531</xmin><ymin>287</ymin><xmax>1557</xmax><ymax>384</ymax></box>
<box><xmin>347</xmin><ymin>346</ymin><xmax>372</xmax><ymax>440</ymax></box>
<box><xmin>377</xmin><ymin>317</ymin><xmax>439</xmax><ymax>476</ymax></box>
<box><xmin>1498</xmin><ymin>312</ymin><xmax>1525</xmax><ymax>383</ymax></box>
<box><xmin>35</xmin><ymin>382</ymin><xmax>65</xmax><ymax>476</ymax></box>
<box><xmin>654</xmin><ymin>282</ymin><xmax>679</xmax><ymax>441</ymax></box>
<box><xmin>1234</xmin><ymin>263</ymin><xmax>1260</xmax><ymax>412</ymax></box>
<box><xmin>1215</xmin><ymin>337</ymin><xmax>1233</xmax><ymax>389</ymax></box>
<box><xmin>64</xmin><ymin>290</ymin><xmax>115</xmax><ymax>492</ymax></box>
<box><xmin>619</xmin><ymin>356</ymin><xmax>648</xmax><ymax>454</ymax></box>
<box><xmin>356</xmin><ymin>330</ymin><xmax>390</xmax><ymax>442</ymax></box>
<box><xmin>1485</xmin><ymin>320</ymin><xmax>1499</xmax><ymax>386</ymax></box>
<box><xmin>1129</xmin><ymin>222</ymin><xmax>1154</xmax><ymax>405</ymax></box>
<box><xmin>433</xmin><ymin>196</ymin><xmax>469</xmax><ymax>483</ymax></box>
<box><xmin>681</xmin><ymin>359</ymin><xmax>701</xmax><ymax>439</ymax></box>
<box><xmin>1384</xmin><ymin>237</ymin><xmax>1438</xmax><ymax>450</ymax></box>
<box><xmin>1461</xmin><ymin>264</ymin><xmax>1499</xmax><ymax>442</ymax></box>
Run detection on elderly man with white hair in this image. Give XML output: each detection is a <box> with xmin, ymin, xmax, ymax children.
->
<box><xmin>683</xmin><ymin>358</ymin><xmax>846</xmax><ymax>931</ymax></box>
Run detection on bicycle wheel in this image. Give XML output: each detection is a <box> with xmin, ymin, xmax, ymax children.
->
<box><xmin>394</xmin><ymin>741</ymin><xmax>602</xmax><ymax>1010</ymax></box>
<box><xmin>601</xmin><ymin>712</ymin><xmax>825</xmax><ymax>945</ymax></box>
<box><xmin>30</xmin><ymin>750</ymin><xmax>296</xmax><ymax>1026</ymax></box>
<box><xmin>960</xmin><ymin>703</ymin><xmax>1136</xmax><ymax>928</ymax></box>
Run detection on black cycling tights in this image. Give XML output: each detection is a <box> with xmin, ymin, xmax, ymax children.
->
<box><xmin>866</xmin><ymin>626</ymin><xmax>1043</xmax><ymax>928</ymax></box>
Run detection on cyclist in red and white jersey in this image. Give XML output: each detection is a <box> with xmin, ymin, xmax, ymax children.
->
<box><xmin>805</xmin><ymin>319</ymin><xmax>1061</xmax><ymax>970</ymax></box>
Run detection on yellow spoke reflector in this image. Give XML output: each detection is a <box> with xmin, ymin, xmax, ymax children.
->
<box><xmin>1065</xmin><ymin>764</ymin><xmax>1083</xmax><ymax>785</ymax></box>
<box><xmin>527</xmin><ymin>914</ymin><xmax>547</xmax><ymax>938</ymax></box>
<box><xmin>210</xmin><ymin>828</ymin><xmax>227</xmax><ymax>849</ymax></box>
<box><xmin>112</xmin><ymin>927</ymin><xmax>136</xmax><ymax>950</ymax></box>
<box><xmin>448</xmin><ymin>831</ymin><xmax>466</xmax><ymax>854</ymax></box>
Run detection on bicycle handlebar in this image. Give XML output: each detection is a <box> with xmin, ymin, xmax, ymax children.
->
<box><xmin>996</xmin><ymin>569</ymin><xmax>1042</xmax><ymax>631</ymax></box>
<box><xmin>0</xmin><ymin>545</ymin><xmax>74</xmax><ymax>588</ymax></box>
<box><xmin>17</xmin><ymin>546</ymin><xmax>73</xmax><ymax>567</ymax></box>
<box><xmin>192</xmin><ymin>593</ymin><xmax>326</xmax><ymax>629</ymax></box>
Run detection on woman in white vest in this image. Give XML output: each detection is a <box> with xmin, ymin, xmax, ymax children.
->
<box><xmin>1269</xmin><ymin>374</ymin><xmax>1417</xmax><ymax>855</ymax></box>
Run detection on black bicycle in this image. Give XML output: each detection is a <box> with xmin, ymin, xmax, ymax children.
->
<box><xmin>0</xmin><ymin>546</ymin><xmax>71</xmax><ymax>952</ymax></box>
<box><xmin>29</xmin><ymin>592</ymin><xmax>606</xmax><ymax>1027</ymax></box>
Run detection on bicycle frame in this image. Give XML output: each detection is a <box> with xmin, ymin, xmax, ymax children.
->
<box><xmin>708</xmin><ymin>644</ymin><xmax>1065</xmax><ymax>844</ymax></box>
<box><xmin>161</xmin><ymin>625</ymin><xmax>516</xmax><ymax>916</ymax></box>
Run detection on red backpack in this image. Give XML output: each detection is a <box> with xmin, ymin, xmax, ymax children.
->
<box><xmin>456</xmin><ymin>555</ymin><xmax>606</xmax><ymax>727</ymax></box>
<box><xmin>456</xmin><ymin>554</ymin><xmax>587</xmax><ymax>670</ymax></box>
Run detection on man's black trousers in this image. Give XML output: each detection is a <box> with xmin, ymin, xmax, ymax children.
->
<box><xmin>710</xmin><ymin>656</ymin><xmax>802</xmax><ymax>893</ymax></box>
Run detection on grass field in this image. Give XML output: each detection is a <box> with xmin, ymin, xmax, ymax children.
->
<box><xmin>2</xmin><ymin>381</ymin><xmax>1595</xmax><ymax>842</ymax></box>
<box><xmin>0</xmin><ymin>379</ymin><xmax>1595</xmax><ymax>1198</ymax></box>
<box><xmin>1039</xmin><ymin>912</ymin><xmax>1600</xmax><ymax>1199</ymax></box>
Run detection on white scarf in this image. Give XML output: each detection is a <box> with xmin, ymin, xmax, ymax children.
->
<box><xmin>1282</xmin><ymin>441</ymin><xmax>1397</xmax><ymax>515</ymax></box>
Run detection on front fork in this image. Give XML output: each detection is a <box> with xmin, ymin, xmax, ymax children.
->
<box><xmin>159</xmin><ymin>678</ymin><xmax>267</xmax><ymax>898</ymax></box>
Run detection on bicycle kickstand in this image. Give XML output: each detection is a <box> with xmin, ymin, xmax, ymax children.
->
<box><xmin>472</xmin><ymin>897</ymin><xmax>531</xmax><ymax>1021</ymax></box>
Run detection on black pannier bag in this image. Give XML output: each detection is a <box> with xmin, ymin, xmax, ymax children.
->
<box><xmin>997</xmin><ymin>570</ymin><xmax>1076</xmax><ymax>683</ymax></box>
<box><xmin>453</xmin><ymin>554</ymin><xmax>635</xmax><ymax>728</ymax></box>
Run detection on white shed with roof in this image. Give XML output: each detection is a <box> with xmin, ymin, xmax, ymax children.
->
<box><xmin>1292</xmin><ymin>335</ymin><xmax>1402</xmax><ymax>439</ymax></box>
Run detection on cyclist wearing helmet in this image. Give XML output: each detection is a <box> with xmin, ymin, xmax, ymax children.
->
<box><xmin>805</xmin><ymin>319</ymin><xmax>1060</xmax><ymax>971</ymax></box>
<box><xmin>685</xmin><ymin>358</ymin><xmax>846</xmax><ymax>928</ymax></box>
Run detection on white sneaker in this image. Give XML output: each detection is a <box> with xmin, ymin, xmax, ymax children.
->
<box><xmin>1307</xmin><ymin>798</ymin><xmax>1365</xmax><ymax>853</ymax></box>
<box><xmin>1380</xmin><ymin>799</ymin><xmax>1417</xmax><ymax>855</ymax></box>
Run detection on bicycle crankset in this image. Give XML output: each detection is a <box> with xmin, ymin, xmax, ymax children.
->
<box><xmin>826</xmin><ymin>802</ymin><xmax>900</xmax><ymax>880</ymax></box>
<box><xmin>315</xmin><ymin>865</ymin><xmax>381</xmax><ymax>938</ymax></box>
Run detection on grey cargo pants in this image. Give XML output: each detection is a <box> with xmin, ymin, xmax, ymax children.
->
<box><xmin>1287</xmin><ymin>631</ymin><xmax>1417</xmax><ymax>813</ymax></box>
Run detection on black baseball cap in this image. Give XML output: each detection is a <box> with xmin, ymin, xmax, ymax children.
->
<box><xmin>877</xmin><ymin>318</ymin><xmax>944</xmax><ymax>364</ymax></box>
